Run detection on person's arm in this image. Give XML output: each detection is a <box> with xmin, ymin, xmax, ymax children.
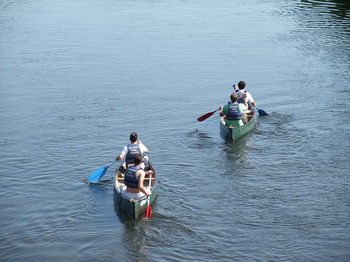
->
<box><xmin>116</xmin><ymin>146</ymin><xmax>127</xmax><ymax>161</ymax></box>
<box><xmin>138</xmin><ymin>140</ymin><xmax>148</xmax><ymax>154</ymax></box>
<box><xmin>244</xmin><ymin>93</ymin><xmax>256</xmax><ymax>108</ymax></box>
<box><xmin>138</xmin><ymin>170</ymin><xmax>151</xmax><ymax>196</ymax></box>
<box><xmin>145</xmin><ymin>170</ymin><xmax>153</xmax><ymax>176</ymax></box>
<box><xmin>116</xmin><ymin>153</ymin><xmax>124</xmax><ymax>161</ymax></box>
<box><xmin>219</xmin><ymin>106</ymin><xmax>224</xmax><ymax>116</ymax></box>
<box><xmin>243</xmin><ymin>93</ymin><xmax>248</xmax><ymax>110</ymax></box>
<box><xmin>239</xmin><ymin>103</ymin><xmax>247</xmax><ymax>112</ymax></box>
<box><xmin>247</xmin><ymin>93</ymin><xmax>257</xmax><ymax>108</ymax></box>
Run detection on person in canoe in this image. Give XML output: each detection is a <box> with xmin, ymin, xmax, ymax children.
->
<box><xmin>233</xmin><ymin>80</ymin><xmax>257</xmax><ymax>108</ymax></box>
<box><xmin>219</xmin><ymin>93</ymin><xmax>248</xmax><ymax>127</ymax></box>
<box><xmin>120</xmin><ymin>153</ymin><xmax>153</xmax><ymax>200</ymax></box>
<box><xmin>116</xmin><ymin>132</ymin><xmax>149</xmax><ymax>170</ymax></box>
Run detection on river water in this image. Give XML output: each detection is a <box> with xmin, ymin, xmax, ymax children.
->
<box><xmin>0</xmin><ymin>0</ymin><xmax>349</xmax><ymax>261</ymax></box>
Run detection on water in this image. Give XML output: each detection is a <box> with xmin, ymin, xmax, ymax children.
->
<box><xmin>0</xmin><ymin>0</ymin><xmax>349</xmax><ymax>261</ymax></box>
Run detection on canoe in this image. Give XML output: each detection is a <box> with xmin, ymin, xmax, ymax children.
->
<box><xmin>220</xmin><ymin>109</ymin><xmax>257</xmax><ymax>141</ymax></box>
<box><xmin>113</xmin><ymin>162</ymin><xmax>158</xmax><ymax>220</ymax></box>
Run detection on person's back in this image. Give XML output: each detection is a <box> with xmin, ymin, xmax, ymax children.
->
<box><xmin>124</xmin><ymin>166</ymin><xmax>140</xmax><ymax>191</ymax></box>
<box><xmin>233</xmin><ymin>80</ymin><xmax>257</xmax><ymax>108</ymax></box>
<box><xmin>116</xmin><ymin>132</ymin><xmax>149</xmax><ymax>169</ymax></box>
<box><xmin>220</xmin><ymin>93</ymin><xmax>247</xmax><ymax>127</ymax></box>
<box><xmin>120</xmin><ymin>153</ymin><xmax>152</xmax><ymax>200</ymax></box>
<box><xmin>236</xmin><ymin>89</ymin><xmax>245</xmax><ymax>104</ymax></box>
<box><xmin>226</xmin><ymin>103</ymin><xmax>244</xmax><ymax>127</ymax></box>
<box><xmin>125</xmin><ymin>143</ymin><xmax>143</xmax><ymax>165</ymax></box>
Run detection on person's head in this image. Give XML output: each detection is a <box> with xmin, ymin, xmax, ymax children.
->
<box><xmin>130</xmin><ymin>133</ymin><xmax>138</xmax><ymax>143</ymax></box>
<box><xmin>238</xmin><ymin>80</ymin><xmax>246</xmax><ymax>90</ymax></box>
<box><xmin>230</xmin><ymin>93</ymin><xmax>238</xmax><ymax>103</ymax></box>
<box><xmin>133</xmin><ymin>153</ymin><xmax>143</xmax><ymax>165</ymax></box>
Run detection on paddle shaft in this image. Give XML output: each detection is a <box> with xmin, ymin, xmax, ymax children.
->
<box><xmin>249</xmin><ymin>102</ymin><xmax>268</xmax><ymax>116</ymax></box>
<box><xmin>144</xmin><ymin>173</ymin><xmax>152</xmax><ymax>218</ymax></box>
<box><xmin>108</xmin><ymin>159</ymin><xmax>117</xmax><ymax>168</ymax></box>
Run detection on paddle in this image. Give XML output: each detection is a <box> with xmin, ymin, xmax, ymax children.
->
<box><xmin>197</xmin><ymin>109</ymin><xmax>219</xmax><ymax>122</ymax></box>
<box><xmin>88</xmin><ymin>159</ymin><xmax>117</xmax><ymax>183</ymax></box>
<box><xmin>252</xmin><ymin>105</ymin><xmax>268</xmax><ymax>116</ymax></box>
<box><xmin>233</xmin><ymin>87</ymin><xmax>268</xmax><ymax>116</ymax></box>
<box><xmin>144</xmin><ymin>172</ymin><xmax>152</xmax><ymax>218</ymax></box>
<box><xmin>247</xmin><ymin>101</ymin><xmax>268</xmax><ymax>116</ymax></box>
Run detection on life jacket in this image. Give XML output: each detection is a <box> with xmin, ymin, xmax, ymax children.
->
<box><xmin>125</xmin><ymin>144</ymin><xmax>142</xmax><ymax>165</ymax></box>
<box><xmin>226</xmin><ymin>103</ymin><xmax>243</xmax><ymax>120</ymax></box>
<box><xmin>236</xmin><ymin>90</ymin><xmax>245</xmax><ymax>104</ymax></box>
<box><xmin>124</xmin><ymin>166</ymin><xmax>140</xmax><ymax>188</ymax></box>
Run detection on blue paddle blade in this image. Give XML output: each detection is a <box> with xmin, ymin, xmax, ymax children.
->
<box><xmin>257</xmin><ymin>107</ymin><xmax>268</xmax><ymax>116</ymax></box>
<box><xmin>88</xmin><ymin>166</ymin><xmax>108</xmax><ymax>183</ymax></box>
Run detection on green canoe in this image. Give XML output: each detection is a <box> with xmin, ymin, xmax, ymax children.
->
<box><xmin>113</xmin><ymin>162</ymin><xmax>158</xmax><ymax>220</ymax></box>
<box><xmin>220</xmin><ymin>109</ymin><xmax>257</xmax><ymax>141</ymax></box>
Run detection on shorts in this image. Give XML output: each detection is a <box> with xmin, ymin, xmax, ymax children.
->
<box><xmin>120</xmin><ymin>185</ymin><xmax>150</xmax><ymax>200</ymax></box>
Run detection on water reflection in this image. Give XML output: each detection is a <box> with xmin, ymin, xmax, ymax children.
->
<box><xmin>221</xmin><ymin>140</ymin><xmax>250</xmax><ymax>164</ymax></box>
<box><xmin>214</xmin><ymin>138</ymin><xmax>253</xmax><ymax>181</ymax></box>
<box><xmin>297</xmin><ymin>0</ymin><xmax>350</xmax><ymax>51</ymax></box>
<box><xmin>113</xmin><ymin>199</ymin><xmax>149</xmax><ymax>261</ymax></box>
<box><xmin>186</xmin><ymin>128</ymin><xmax>218</xmax><ymax>148</ymax></box>
<box><xmin>113</xmin><ymin>199</ymin><xmax>133</xmax><ymax>223</ymax></box>
<box><xmin>299</xmin><ymin>0</ymin><xmax>350</xmax><ymax>23</ymax></box>
<box><xmin>113</xmin><ymin>196</ymin><xmax>163</xmax><ymax>261</ymax></box>
<box><xmin>302</xmin><ymin>0</ymin><xmax>350</xmax><ymax>12</ymax></box>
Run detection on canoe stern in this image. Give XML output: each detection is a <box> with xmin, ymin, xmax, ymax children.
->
<box><xmin>113</xmin><ymin>163</ymin><xmax>158</xmax><ymax>220</ymax></box>
<box><xmin>220</xmin><ymin>111</ymin><xmax>257</xmax><ymax>141</ymax></box>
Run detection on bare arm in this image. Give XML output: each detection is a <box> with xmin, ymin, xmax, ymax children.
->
<box><xmin>138</xmin><ymin>170</ymin><xmax>151</xmax><ymax>196</ymax></box>
<box><xmin>116</xmin><ymin>153</ymin><xmax>124</xmax><ymax>161</ymax></box>
<box><xmin>219</xmin><ymin>106</ymin><xmax>224</xmax><ymax>116</ymax></box>
<box><xmin>243</xmin><ymin>94</ymin><xmax>248</xmax><ymax>110</ymax></box>
<box><xmin>137</xmin><ymin>140</ymin><xmax>148</xmax><ymax>154</ymax></box>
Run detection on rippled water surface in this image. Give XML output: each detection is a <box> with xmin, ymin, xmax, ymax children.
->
<box><xmin>0</xmin><ymin>0</ymin><xmax>349</xmax><ymax>261</ymax></box>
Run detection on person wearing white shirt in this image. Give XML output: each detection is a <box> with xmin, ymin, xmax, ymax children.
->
<box><xmin>116</xmin><ymin>133</ymin><xmax>149</xmax><ymax>170</ymax></box>
<box><xmin>233</xmin><ymin>80</ymin><xmax>257</xmax><ymax>108</ymax></box>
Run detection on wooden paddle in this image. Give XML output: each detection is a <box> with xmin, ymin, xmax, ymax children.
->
<box><xmin>88</xmin><ymin>160</ymin><xmax>117</xmax><ymax>183</ymax></box>
<box><xmin>197</xmin><ymin>109</ymin><xmax>219</xmax><ymax>122</ymax></box>
<box><xmin>144</xmin><ymin>172</ymin><xmax>152</xmax><ymax>218</ymax></box>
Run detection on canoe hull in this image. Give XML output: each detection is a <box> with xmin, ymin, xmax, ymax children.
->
<box><xmin>113</xmin><ymin>163</ymin><xmax>158</xmax><ymax>220</ymax></box>
<box><xmin>220</xmin><ymin>110</ymin><xmax>257</xmax><ymax>141</ymax></box>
